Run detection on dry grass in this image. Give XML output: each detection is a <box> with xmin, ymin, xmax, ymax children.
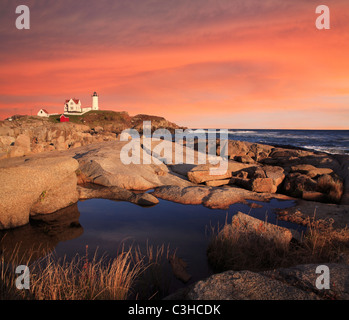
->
<box><xmin>316</xmin><ymin>174</ymin><xmax>344</xmax><ymax>203</ymax></box>
<box><xmin>132</xmin><ymin>243</ymin><xmax>173</xmax><ymax>300</ymax></box>
<box><xmin>29</xmin><ymin>249</ymin><xmax>141</xmax><ymax>300</ymax></box>
<box><xmin>0</xmin><ymin>243</ymin><xmax>174</xmax><ymax>300</ymax></box>
<box><xmin>300</xmin><ymin>216</ymin><xmax>349</xmax><ymax>263</ymax></box>
<box><xmin>207</xmin><ymin>213</ymin><xmax>349</xmax><ymax>273</ymax></box>
<box><xmin>207</xmin><ymin>220</ymin><xmax>290</xmax><ymax>272</ymax></box>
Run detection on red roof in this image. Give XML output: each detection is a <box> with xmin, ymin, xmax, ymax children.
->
<box><xmin>41</xmin><ymin>109</ymin><xmax>49</xmax><ymax>114</ymax></box>
<box><xmin>65</xmin><ymin>99</ymin><xmax>80</xmax><ymax>104</ymax></box>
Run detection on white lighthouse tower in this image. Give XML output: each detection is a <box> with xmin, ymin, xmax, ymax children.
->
<box><xmin>92</xmin><ymin>92</ymin><xmax>99</xmax><ymax>111</ymax></box>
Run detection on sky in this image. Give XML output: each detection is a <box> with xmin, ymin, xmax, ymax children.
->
<box><xmin>0</xmin><ymin>0</ymin><xmax>348</xmax><ymax>129</ymax></box>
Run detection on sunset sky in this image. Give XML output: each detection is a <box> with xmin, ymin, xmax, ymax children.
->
<box><xmin>0</xmin><ymin>0</ymin><xmax>348</xmax><ymax>129</ymax></box>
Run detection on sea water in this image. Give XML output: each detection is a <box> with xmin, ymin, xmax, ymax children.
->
<box><xmin>188</xmin><ymin>129</ymin><xmax>349</xmax><ymax>155</ymax></box>
<box><xmin>227</xmin><ymin>129</ymin><xmax>349</xmax><ymax>155</ymax></box>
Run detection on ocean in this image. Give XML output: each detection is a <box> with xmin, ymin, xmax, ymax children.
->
<box><xmin>188</xmin><ymin>129</ymin><xmax>349</xmax><ymax>155</ymax></box>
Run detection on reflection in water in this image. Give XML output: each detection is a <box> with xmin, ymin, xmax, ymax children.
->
<box><xmin>0</xmin><ymin>204</ymin><xmax>83</xmax><ymax>263</ymax></box>
<box><xmin>0</xmin><ymin>197</ymin><xmax>301</xmax><ymax>294</ymax></box>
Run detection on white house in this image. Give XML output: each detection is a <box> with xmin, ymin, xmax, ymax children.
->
<box><xmin>64</xmin><ymin>98</ymin><xmax>82</xmax><ymax>113</ymax></box>
<box><xmin>64</xmin><ymin>92</ymin><xmax>99</xmax><ymax>114</ymax></box>
<box><xmin>37</xmin><ymin>109</ymin><xmax>50</xmax><ymax>117</ymax></box>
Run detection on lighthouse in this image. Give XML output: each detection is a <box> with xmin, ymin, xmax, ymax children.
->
<box><xmin>92</xmin><ymin>92</ymin><xmax>99</xmax><ymax>111</ymax></box>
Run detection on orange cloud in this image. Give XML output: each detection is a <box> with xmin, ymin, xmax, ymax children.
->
<box><xmin>0</xmin><ymin>0</ymin><xmax>348</xmax><ymax>128</ymax></box>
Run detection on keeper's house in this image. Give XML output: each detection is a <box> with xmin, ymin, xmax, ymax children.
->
<box><xmin>64</xmin><ymin>98</ymin><xmax>82</xmax><ymax>113</ymax></box>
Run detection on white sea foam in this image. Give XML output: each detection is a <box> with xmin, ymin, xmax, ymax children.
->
<box><xmin>303</xmin><ymin>145</ymin><xmax>347</xmax><ymax>155</ymax></box>
<box><xmin>228</xmin><ymin>130</ymin><xmax>257</xmax><ymax>134</ymax></box>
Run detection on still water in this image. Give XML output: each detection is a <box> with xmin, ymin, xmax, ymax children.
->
<box><xmin>0</xmin><ymin>197</ymin><xmax>301</xmax><ymax>294</ymax></box>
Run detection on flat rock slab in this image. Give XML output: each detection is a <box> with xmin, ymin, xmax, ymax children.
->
<box><xmin>276</xmin><ymin>199</ymin><xmax>349</xmax><ymax>229</ymax></box>
<box><xmin>72</xmin><ymin>141</ymin><xmax>193</xmax><ymax>190</ymax></box>
<box><xmin>152</xmin><ymin>185</ymin><xmax>291</xmax><ymax>210</ymax></box>
<box><xmin>205</xmin><ymin>179</ymin><xmax>231</xmax><ymax>187</ymax></box>
<box><xmin>165</xmin><ymin>263</ymin><xmax>349</xmax><ymax>300</ymax></box>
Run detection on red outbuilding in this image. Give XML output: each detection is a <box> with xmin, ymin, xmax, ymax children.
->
<box><xmin>60</xmin><ymin>114</ymin><xmax>69</xmax><ymax>122</ymax></box>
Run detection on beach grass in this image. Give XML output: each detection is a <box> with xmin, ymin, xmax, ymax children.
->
<box><xmin>207</xmin><ymin>213</ymin><xmax>349</xmax><ymax>273</ymax></box>
<box><xmin>0</xmin><ymin>243</ymin><xmax>174</xmax><ymax>300</ymax></box>
<box><xmin>316</xmin><ymin>174</ymin><xmax>344</xmax><ymax>203</ymax></box>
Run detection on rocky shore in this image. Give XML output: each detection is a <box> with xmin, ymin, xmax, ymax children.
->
<box><xmin>0</xmin><ymin>112</ymin><xmax>185</xmax><ymax>160</ymax></box>
<box><xmin>1</xmin><ymin>137</ymin><xmax>348</xmax><ymax>230</ymax></box>
<box><xmin>0</xmin><ymin>116</ymin><xmax>348</xmax><ymax>299</ymax></box>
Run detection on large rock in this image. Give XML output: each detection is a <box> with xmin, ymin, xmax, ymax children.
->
<box><xmin>0</xmin><ymin>156</ymin><xmax>79</xmax><ymax>229</ymax></box>
<box><xmin>152</xmin><ymin>185</ymin><xmax>211</xmax><ymax>206</ymax></box>
<box><xmin>6</xmin><ymin>133</ymin><xmax>32</xmax><ymax>157</ymax></box>
<box><xmin>166</xmin><ymin>263</ymin><xmax>349</xmax><ymax>300</ymax></box>
<box><xmin>14</xmin><ymin>134</ymin><xmax>31</xmax><ymax>152</ymax></box>
<box><xmin>283</xmin><ymin>172</ymin><xmax>318</xmax><ymax>198</ymax></box>
<box><xmin>223</xmin><ymin>140</ymin><xmax>273</xmax><ymax>161</ymax></box>
<box><xmin>230</xmin><ymin>165</ymin><xmax>285</xmax><ymax>193</ymax></box>
<box><xmin>250</xmin><ymin>177</ymin><xmax>277</xmax><ymax>193</ymax></box>
<box><xmin>291</xmin><ymin>164</ymin><xmax>333</xmax><ymax>179</ymax></box>
<box><xmin>269</xmin><ymin>147</ymin><xmax>314</xmax><ymax>159</ymax></box>
<box><xmin>176</xmin><ymin>270</ymin><xmax>319</xmax><ymax>300</ymax></box>
<box><xmin>250</xmin><ymin>166</ymin><xmax>285</xmax><ymax>193</ymax></box>
<box><xmin>187</xmin><ymin>161</ymin><xmax>254</xmax><ymax>184</ymax></box>
<box><xmin>74</xmin><ymin>141</ymin><xmax>193</xmax><ymax>190</ymax></box>
<box><xmin>264</xmin><ymin>165</ymin><xmax>285</xmax><ymax>186</ymax></box>
<box><xmin>187</xmin><ymin>165</ymin><xmax>232</xmax><ymax>184</ymax></box>
<box><xmin>234</xmin><ymin>155</ymin><xmax>255</xmax><ymax>164</ymax></box>
<box><xmin>30</xmin><ymin>173</ymin><xmax>79</xmax><ymax>215</ymax></box>
<box><xmin>152</xmin><ymin>185</ymin><xmax>290</xmax><ymax>210</ymax></box>
<box><xmin>227</xmin><ymin>212</ymin><xmax>293</xmax><ymax>247</ymax></box>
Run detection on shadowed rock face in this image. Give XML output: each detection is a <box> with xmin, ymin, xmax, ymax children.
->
<box><xmin>77</xmin><ymin>185</ymin><xmax>159</xmax><ymax>206</ymax></box>
<box><xmin>0</xmin><ymin>204</ymin><xmax>83</xmax><ymax>263</ymax></box>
